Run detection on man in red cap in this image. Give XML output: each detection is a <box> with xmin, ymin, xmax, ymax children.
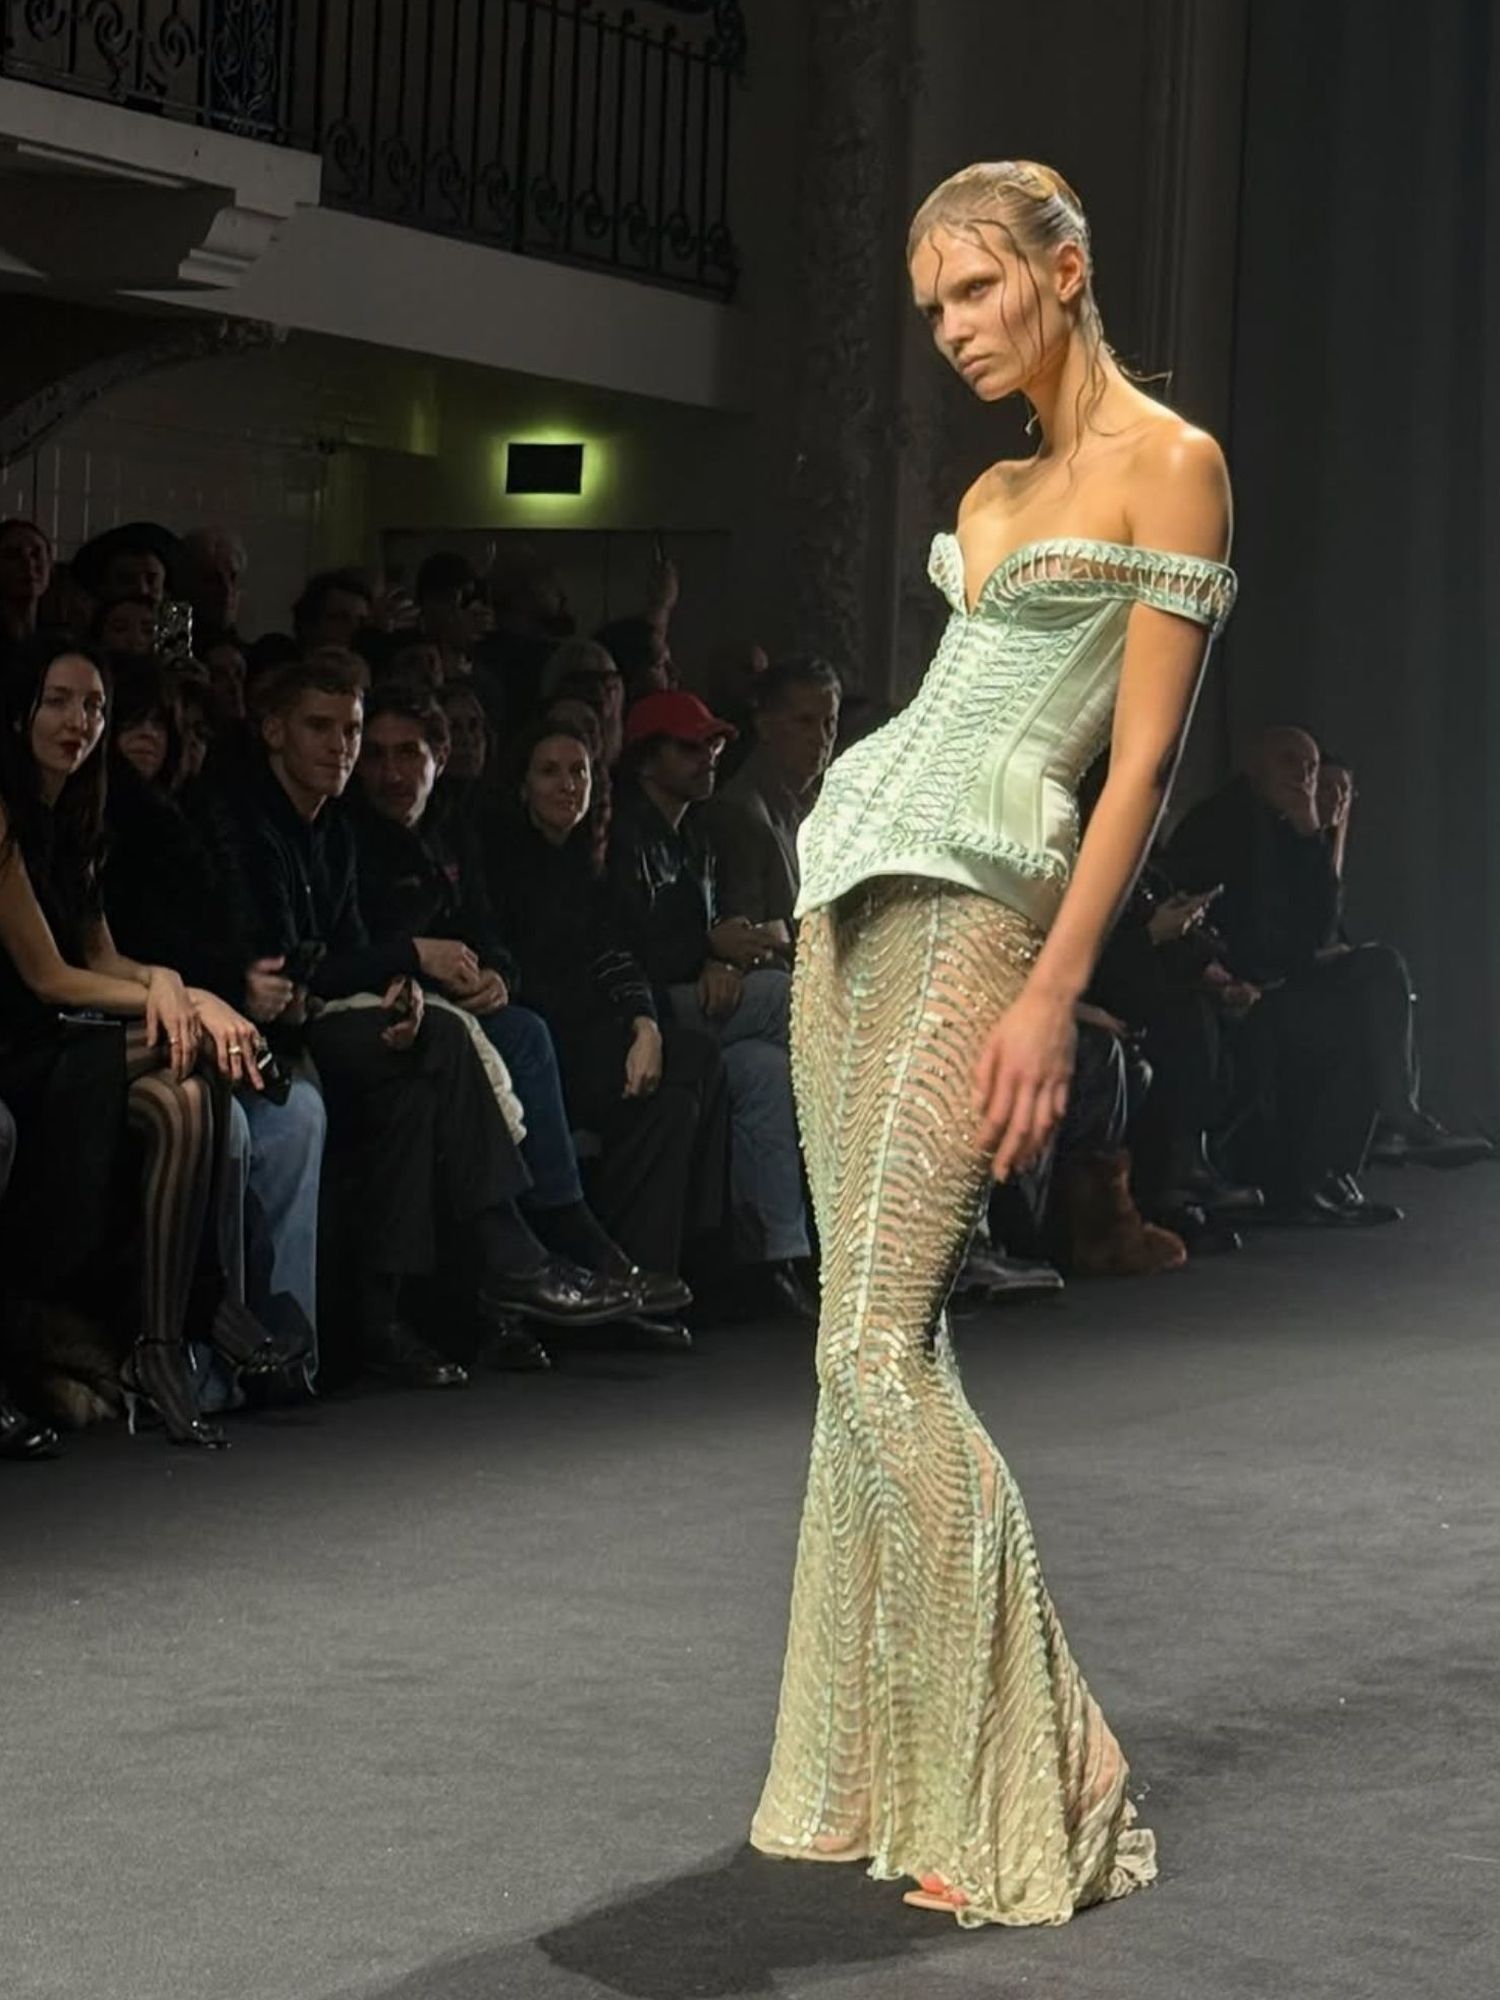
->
<box><xmin>610</xmin><ymin>691</ymin><xmax>814</xmax><ymax>1320</ymax></box>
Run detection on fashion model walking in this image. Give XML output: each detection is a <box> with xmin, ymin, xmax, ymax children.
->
<box><xmin>750</xmin><ymin>160</ymin><xmax>1236</xmax><ymax>1927</ymax></box>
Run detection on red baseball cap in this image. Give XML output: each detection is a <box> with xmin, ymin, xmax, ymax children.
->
<box><xmin>623</xmin><ymin>689</ymin><xmax>738</xmax><ymax>748</ymax></box>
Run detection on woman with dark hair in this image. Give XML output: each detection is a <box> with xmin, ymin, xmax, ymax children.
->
<box><xmin>0</xmin><ymin>634</ymin><xmax>276</xmax><ymax>1447</ymax></box>
<box><xmin>489</xmin><ymin>718</ymin><xmax>728</xmax><ymax>1283</ymax></box>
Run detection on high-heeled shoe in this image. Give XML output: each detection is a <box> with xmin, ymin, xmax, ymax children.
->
<box><xmin>208</xmin><ymin>1297</ymin><xmax>310</xmax><ymax>1377</ymax></box>
<box><xmin>121</xmin><ymin>1341</ymin><xmax>229</xmax><ymax>1449</ymax></box>
<box><xmin>0</xmin><ymin>1393</ymin><xmax>61</xmax><ymax>1461</ymax></box>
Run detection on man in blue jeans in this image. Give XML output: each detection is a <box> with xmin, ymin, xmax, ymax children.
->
<box><xmin>608</xmin><ymin>691</ymin><xmax>814</xmax><ymax>1320</ymax></box>
<box><xmin>348</xmin><ymin>685</ymin><xmax>692</xmax><ymax>1352</ymax></box>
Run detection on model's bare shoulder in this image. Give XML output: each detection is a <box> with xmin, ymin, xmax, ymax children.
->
<box><xmin>1125</xmin><ymin>419</ymin><xmax>1233</xmax><ymax>562</ymax></box>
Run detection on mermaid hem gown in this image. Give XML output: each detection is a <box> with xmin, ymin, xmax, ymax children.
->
<box><xmin>750</xmin><ymin>539</ymin><xmax>1236</xmax><ymax>1928</ymax></box>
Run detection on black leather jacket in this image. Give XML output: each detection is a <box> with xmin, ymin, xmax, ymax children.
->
<box><xmin>606</xmin><ymin>782</ymin><xmax>719</xmax><ymax>989</ymax></box>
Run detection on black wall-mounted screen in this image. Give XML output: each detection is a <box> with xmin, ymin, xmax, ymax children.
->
<box><xmin>505</xmin><ymin>443</ymin><xmax>585</xmax><ymax>494</ymax></box>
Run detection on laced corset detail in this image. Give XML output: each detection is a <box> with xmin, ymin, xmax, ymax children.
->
<box><xmin>927</xmin><ymin>533</ymin><xmax>1238</xmax><ymax>636</ymax></box>
<box><xmin>794</xmin><ymin>532</ymin><xmax>1239</xmax><ymax>926</ymax></box>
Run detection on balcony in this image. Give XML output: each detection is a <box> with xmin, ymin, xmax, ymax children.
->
<box><xmin>1</xmin><ymin>0</ymin><xmax>744</xmax><ymax>299</ymax></box>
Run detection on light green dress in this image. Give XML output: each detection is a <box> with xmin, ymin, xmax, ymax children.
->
<box><xmin>752</xmin><ymin>537</ymin><xmax>1237</xmax><ymax>1927</ymax></box>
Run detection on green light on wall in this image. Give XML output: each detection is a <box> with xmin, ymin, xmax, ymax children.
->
<box><xmin>489</xmin><ymin>431</ymin><xmax>613</xmax><ymax>513</ymax></box>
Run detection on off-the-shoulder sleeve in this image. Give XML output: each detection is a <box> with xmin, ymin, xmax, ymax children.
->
<box><xmin>1126</xmin><ymin>550</ymin><xmax>1238</xmax><ymax>636</ymax></box>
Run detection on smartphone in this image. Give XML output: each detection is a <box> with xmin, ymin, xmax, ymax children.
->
<box><xmin>651</xmin><ymin>528</ymin><xmax>667</xmax><ymax>567</ymax></box>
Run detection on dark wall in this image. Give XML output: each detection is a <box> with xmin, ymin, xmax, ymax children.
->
<box><xmin>1225</xmin><ymin>0</ymin><xmax>1500</xmax><ymax>1120</ymax></box>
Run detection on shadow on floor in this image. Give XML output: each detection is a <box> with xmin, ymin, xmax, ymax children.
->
<box><xmin>336</xmin><ymin>1843</ymin><xmax>966</xmax><ymax>1999</ymax></box>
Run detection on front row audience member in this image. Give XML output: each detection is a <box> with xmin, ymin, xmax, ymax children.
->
<box><xmin>608</xmin><ymin>691</ymin><xmax>814</xmax><ymax>1319</ymax></box>
<box><xmin>491</xmin><ymin>719</ymin><xmax>732</xmax><ymax>1286</ymax></box>
<box><xmin>100</xmin><ymin>665</ymin><xmax>327</xmax><ymax>1397</ymax></box>
<box><xmin>347</xmin><ymin>685</ymin><xmax>692</xmax><ymax>1336</ymax></box>
<box><xmin>201</xmin><ymin>654</ymin><xmax>639</xmax><ymax>1389</ymax></box>
<box><xmin>701</xmin><ymin>656</ymin><xmax>842</xmax><ymax>944</ymax></box>
<box><xmin>1164</xmin><ymin>726</ymin><xmax>1490</xmax><ymax>1224</ymax></box>
<box><xmin>0</xmin><ymin>637</ymin><xmax>285</xmax><ymax>1449</ymax></box>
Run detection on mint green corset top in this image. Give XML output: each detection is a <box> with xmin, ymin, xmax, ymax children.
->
<box><xmin>795</xmin><ymin>535</ymin><xmax>1238</xmax><ymax>929</ymax></box>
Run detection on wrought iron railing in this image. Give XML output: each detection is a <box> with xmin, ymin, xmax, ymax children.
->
<box><xmin>1</xmin><ymin>0</ymin><xmax>743</xmax><ymax>297</ymax></box>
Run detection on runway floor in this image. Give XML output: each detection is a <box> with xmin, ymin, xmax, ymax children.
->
<box><xmin>4</xmin><ymin>1163</ymin><xmax>1498</xmax><ymax>2000</ymax></box>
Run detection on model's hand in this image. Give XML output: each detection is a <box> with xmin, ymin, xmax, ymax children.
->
<box><xmin>698</xmin><ymin>960</ymin><xmax>743</xmax><ymax>1021</ymax></box>
<box><xmin>975</xmin><ymin>989</ymin><xmax>1077</xmax><ymax>1182</ymax></box>
<box><xmin>623</xmin><ymin>1018</ymin><xmax>663</xmax><ymax>1097</ymax></box>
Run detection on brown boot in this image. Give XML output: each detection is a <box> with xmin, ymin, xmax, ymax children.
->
<box><xmin>1059</xmin><ymin>1150</ymin><xmax>1188</xmax><ymax>1278</ymax></box>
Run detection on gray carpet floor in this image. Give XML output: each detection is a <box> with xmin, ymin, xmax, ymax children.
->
<box><xmin>3</xmin><ymin>1164</ymin><xmax>1498</xmax><ymax>2000</ymax></box>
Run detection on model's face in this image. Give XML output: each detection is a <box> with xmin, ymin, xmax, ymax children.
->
<box><xmin>117</xmin><ymin>711</ymin><xmax>171</xmax><ymax>785</ymax></box>
<box><xmin>99</xmin><ymin>600</ymin><xmax>158</xmax><ymax>657</ymax></box>
<box><xmin>0</xmin><ymin>525</ymin><xmax>51</xmax><ymax>602</ymax></box>
<box><xmin>359</xmin><ymin>712</ymin><xmax>439</xmax><ymax>827</ymax></box>
<box><xmin>441</xmin><ymin>692</ymin><xmax>487</xmax><ymax>780</ymax></box>
<box><xmin>910</xmin><ymin>225</ymin><xmax>1079</xmax><ymax>404</ymax></box>
<box><xmin>523</xmin><ymin>734</ymin><xmax>592</xmax><ymax>839</ymax></box>
<box><xmin>266</xmin><ymin>690</ymin><xmax>363</xmax><ymax>800</ymax></box>
<box><xmin>757</xmin><ymin>685</ymin><xmax>839</xmax><ymax>791</ymax></box>
<box><xmin>30</xmin><ymin>656</ymin><xmax>107</xmax><ymax>787</ymax></box>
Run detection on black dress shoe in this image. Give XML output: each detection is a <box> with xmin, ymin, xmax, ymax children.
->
<box><xmin>481</xmin><ymin>1260</ymin><xmax>637</xmax><ymax>1327</ymax></box>
<box><xmin>1</xmin><ymin>1394</ymin><xmax>61</xmax><ymax>1462</ymax></box>
<box><xmin>620</xmin><ymin>1315</ymin><xmax>694</xmax><ymax>1352</ymax></box>
<box><xmin>1270</xmin><ymin>1174</ymin><xmax>1403</xmax><ymax>1228</ymax></box>
<box><xmin>475</xmin><ymin>1316</ymin><xmax>554</xmax><ymax>1372</ymax></box>
<box><xmin>623</xmin><ymin>1269</ymin><xmax>694</xmax><ymax>1316</ymax></box>
<box><xmin>1155</xmin><ymin>1202</ymin><xmax>1244</xmax><ymax>1255</ymax></box>
<box><xmin>1164</xmin><ymin>1168</ymin><xmax>1265</xmax><ymax>1217</ymax></box>
<box><xmin>1369</xmin><ymin>1113</ymin><xmax>1495</xmax><ymax>1170</ymax></box>
<box><xmin>363</xmin><ymin>1321</ymin><xmax>469</xmax><ymax>1389</ymax></box>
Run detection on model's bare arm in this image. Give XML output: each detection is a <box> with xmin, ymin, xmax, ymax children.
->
<box><xmin>977</xmin><ymin>426</ymin><xmax>1232</xmax><ymax>1179</ymax></box>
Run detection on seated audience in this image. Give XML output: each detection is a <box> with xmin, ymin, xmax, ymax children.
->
<box><xmin>102</xmin><ymin>672</ymin><xmax>326</xmax><ymax>1396</ymax></box>
<box><xmin>1166</xmin><ymin>727</ymin><xmax>1488</xmax><ymax>1218</ymax></box>
<box><xmin>538</xmin><ymin>638</ymin><xmax>627</xmax><ymax>768</ymax></box>
<box><xmin>292</xmin><ymin>570</ymin><xmax>372</xmax><ymax>655</ymax></box>
<box><xmin>71</xmin><ymin>522</ymin><xmax>177</xmax><ymax>615</ymax></box>
<box><xmin>201</xmin><ymin>653</ymin><xmax>637</xmax><ymax>1387</ymax></box>
<box><xmin>178</xmin><ymin>527</ymin><xmax>246</xmax><ymax>649</ymax></box>
<box><xmin>475</xmin><ymin>549</ymin><xmax>575</xmax><ymax>724</ymax></box>
<box><xmin>701</xmin><ymin>656</ymin><xmax>841</xmax><ymax>945</ymax></box>
<box><xmin>0</xmin><ymin>519</ymin><xmax>54</xmax><ymax>653</ymax></box>
<box><xmin>92</xmin><ymin>594</ymin><xmax>159</xmax><ymax>662</ymax></box>
<box><xmin>609</xmin><ymin>691</ymin><xmax>813</xmax><ymax>1318</ymax></box>
<box><xmin>490</xmin><ymin>719</ymin><xmax>730</xmax><ymax>1287</ymax></box>
<box><xmin>348</xmin><ymin>685</ymin><xmax>691</xmax><ymax>1327</ymax></box>
<box><xmin>1090</xmin><ymin>862</ymin><xmax>1265</xmax><ymax>1221</ymax></box>
<box><xmin>0</xmin><ymin>635</ymin><xmax>280</xmax><ymax>1449</ymax></box>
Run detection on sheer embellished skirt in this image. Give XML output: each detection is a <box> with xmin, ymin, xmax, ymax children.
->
<box><xmin>749</xmin><ymin>876</ymin><xmax>1156</xmax><ymax>1928</ymax></box>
